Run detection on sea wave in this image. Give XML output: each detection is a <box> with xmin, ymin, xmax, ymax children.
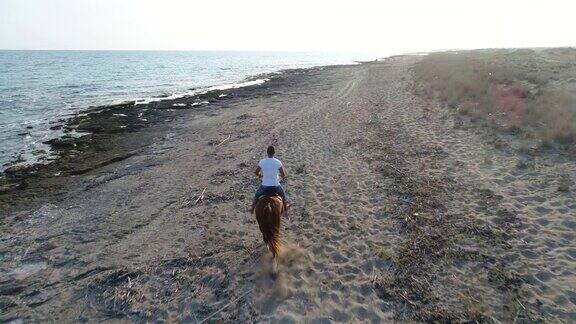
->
<box><xmin>136</xmin><ymin>78</ymin><xmax>270</xmax><ymax>105</ymax></box>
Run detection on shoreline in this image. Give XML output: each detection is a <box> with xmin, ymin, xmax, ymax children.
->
<box><xmin>0</xmin><ymin>62</ymin><xmax>361</xmax><ymax>215</ymax></box>
<box><xmin>0</xmin><ymin>51</ymin><xmax>377</xmax><ymax>172</ymax></box>
<box><xmin>0</xmin><ymin>59</ymin><xmax>371</xmax><ymax>173</ymax></box>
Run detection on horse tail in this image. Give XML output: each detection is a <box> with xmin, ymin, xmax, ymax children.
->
<box><xmin>256</xmin><ymin>198</ymin><xmax>282</xmax><ymax>258</ymax></box>
<box><xmin>267</xmin><ymin>201</ymin><xmax>282</xmax><ymax>258</ymax></box>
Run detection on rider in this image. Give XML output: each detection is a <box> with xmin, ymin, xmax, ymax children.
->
<box><xmin>251</xmin><ymin>146</ymin><xmax>288</xmax><ymax>213</ymax></box>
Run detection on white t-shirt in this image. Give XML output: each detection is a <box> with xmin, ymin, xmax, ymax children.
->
<box><xmin>259</xmin><ymin>157</ymin><xmax>283</xmax><ymax>186</ymax></box>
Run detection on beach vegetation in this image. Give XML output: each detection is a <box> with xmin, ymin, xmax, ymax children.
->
<box><xmin>412</xmin><ymin>48</ymin><xmax>576</xmax><ymax>146</ymax></box>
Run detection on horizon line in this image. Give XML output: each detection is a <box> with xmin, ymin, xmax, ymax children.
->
<box><xmin>0</xmin><ymin>48</ymin><xmax>385</xmax><ymax>53</ymax></box>
<box><xmin>1</xmin><ymin>45</ymin><xmax>574</xmax><ymax>53</ymax></box>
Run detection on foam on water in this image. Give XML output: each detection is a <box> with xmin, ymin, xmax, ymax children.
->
<box><xmin>135</xmin><ymin>78</ymin><xmax>270</xmax><ymax>105</ymax></box>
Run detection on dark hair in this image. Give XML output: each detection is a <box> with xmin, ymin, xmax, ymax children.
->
<box><xmin>267</xmin><ymin>146</ymin><xmax>275</xmax><ymax>156</ymax></box>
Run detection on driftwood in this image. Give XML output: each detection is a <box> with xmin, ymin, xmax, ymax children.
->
<box><xmin>216</xmin><ymin>134</ymin><xmax>231</xmax><ymax>147</ymax></box>
<box><xmin>193</xmin><ymin>187</ymin><xmax>207</xmax><ymax>205</ymax></box>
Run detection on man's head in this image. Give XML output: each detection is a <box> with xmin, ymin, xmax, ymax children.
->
<box><xmin>267</xmin><ymin>146</ymin><xmax>275</xmax><ymax>157</ymax></box>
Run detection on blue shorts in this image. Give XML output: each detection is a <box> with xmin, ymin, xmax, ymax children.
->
<box><xmin>253</xmin><ymin>185</ymin><xmax>286</xmax><ymax>205</ymax></box>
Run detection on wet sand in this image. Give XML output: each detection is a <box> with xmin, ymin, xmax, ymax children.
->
<box><xmin>1</xmin><ymin>55</ymin><xmax>575</xmax><ymax>322</ymax></box>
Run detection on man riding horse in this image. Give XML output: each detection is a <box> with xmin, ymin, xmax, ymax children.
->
<box><xmin>251</xmin><ymin>146</ymin><xmax>288</xmax><ymax>214</ymax></box>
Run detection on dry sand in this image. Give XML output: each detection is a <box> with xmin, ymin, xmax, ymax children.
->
<box><xmin>1</xmin><ymin>55</ymin><xmax>575</xmax><ymax>322</ymax></box>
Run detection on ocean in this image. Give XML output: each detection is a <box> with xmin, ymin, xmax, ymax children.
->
<box><xmin>0</xmin><ymin>50</ymin><xmax>377</xmax><ymax>171</ymax></box>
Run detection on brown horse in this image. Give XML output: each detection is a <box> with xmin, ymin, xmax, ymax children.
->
<box><xmin>254</xmin><ymin>194</ymin><xmax>285</xmax><ymax>274</ymax></box>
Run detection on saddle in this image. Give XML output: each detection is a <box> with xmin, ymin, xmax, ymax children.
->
<box><xmin>258</xmin><ymin>189</ymin><xmax>283</xmax><ymax>201</ymax></box>
<box><xmin>256</xmin><ymin>190</ymin><xmax>287</xmax><ymax>214</ymax></box>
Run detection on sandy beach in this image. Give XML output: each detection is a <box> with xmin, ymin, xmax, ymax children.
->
<box><xmin>1</xmin><ymin>55</ymin><xmax>575</xmax><ymax>322</ymax></box>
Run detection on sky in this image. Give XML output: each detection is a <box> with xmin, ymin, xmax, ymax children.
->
<box><xmin>0</xmin><ymin>0</ymin><xmax>574</xmax><ymax>55</ymax></box>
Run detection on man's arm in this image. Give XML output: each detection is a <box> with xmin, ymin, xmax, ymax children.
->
<box><xmin>255</xmin><ymin>166</ymin><xmax>262</xmax><ymax>178</ymax></box>
<box><xmin>279</xmin><ymin>165</ymin><xmax>287</xmax><ymax>181</ymax></box>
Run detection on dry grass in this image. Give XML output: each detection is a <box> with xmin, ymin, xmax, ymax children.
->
<box><xmin>412</xmin><ymin>48</ymin><xmax>576</xmax><ymax>145</ymax></box>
